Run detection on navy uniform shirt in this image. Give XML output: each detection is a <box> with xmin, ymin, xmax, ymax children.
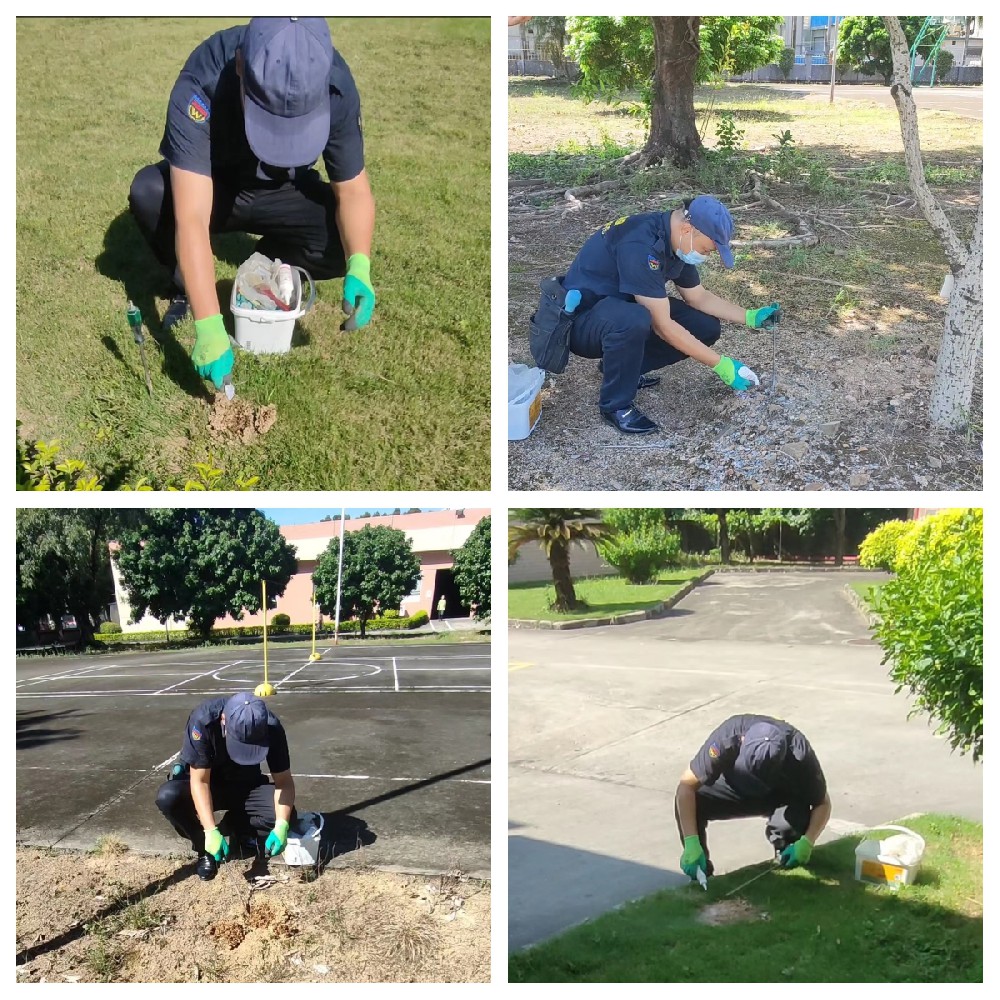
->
<box><xmin>690</xmin><ymin>714</ymin><xmax>827</xmax><ymax>806</ymax></box>
<box><xmin>160</xmin><ymin>24</ymin><xmax>365</xmax><ymax>187</ymax></box>
<box><xmin>179</xmin><ymin>696</ymin><xmax>291</xmax><ymax>779</ymax></box>
<box><xmin>563</xmin><ymin>212</ymin><xmax>701</xmax><ymax>302</ymax></box>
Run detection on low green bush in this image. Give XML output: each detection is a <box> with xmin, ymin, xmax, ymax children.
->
<box><xmin>858</xmin><ymin>519</ymin><xmax>914</xmax><ymax>572</ymax></box>
<box><xmin>872</xmin><ymin>509</ymin><xmax>982</xmax><ymax>760</ymax></box>
<box><xmin>98</xmin><ymin>621</ymin><xmax>122</xmax><ymax>635</ymax></box>
<box><xmin>270</xmin><ymin>613</ymin><xmax>291</xmax><ymax>631</ymax></box>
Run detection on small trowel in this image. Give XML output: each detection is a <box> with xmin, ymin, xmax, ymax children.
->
<box><xmin>696</xmin><ymin>868</ymin><xmax>709</xmax><ymax>891</ymax></box>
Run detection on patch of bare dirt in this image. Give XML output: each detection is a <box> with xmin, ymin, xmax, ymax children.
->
<box><xmin>508</xmin><ymin>193</ymin><xmax>982</xmax><ymax>491</ymax></box>
<box><xmin>16</xmin><ymin>847</ymin><xmax>489</xmax><ymax>984</ymax></box>
<box><xmin>207</xmin><ymin>394</ymin><xmax>278</xmax><ymax>445</ymax></box>
<box><xmin>697</xmin><ymin>897</ymin><xmax>770</xmax><ymax>927</ymax></box>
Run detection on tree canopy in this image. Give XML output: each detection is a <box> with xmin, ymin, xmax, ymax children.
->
<box><xmin>452</xmin><ymin>516</ymin><xmax>491</xmax><ymax>619</ymax></box>
<box><xmin>114</xmin><ymin>509</ymin><xmax>298</xmax><ymax>636</ymax></box>
<box><xmin>313</xmin><ymin>525</ymin><xmax>421</xmax><ymax>638</ymax></box>
<box><xmin>837</xmin><ymin>16</ymin><xmax>944</xmax><ymax>85</ymax></box>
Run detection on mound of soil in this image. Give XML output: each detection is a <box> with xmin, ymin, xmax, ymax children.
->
<box><xmin>697</xmin><ymin>898</ymin><xmax>770</xmax><ymax>927</ymax></box>
<box><xmin>207</xmin><ymin>394</ymin><xmax>278</xmax><ymax>445</ymax></box>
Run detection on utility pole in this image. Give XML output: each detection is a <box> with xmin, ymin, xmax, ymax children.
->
<box><xmin>828</xmin><ymin>16</ymin><xmax>839</xmax><ymax>103</ymax></box>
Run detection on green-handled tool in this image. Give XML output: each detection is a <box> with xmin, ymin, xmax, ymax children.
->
<box><xmin>125</xmin><ymin>301</ymin><xmax>154</xmax><ymax>396</ymax></box>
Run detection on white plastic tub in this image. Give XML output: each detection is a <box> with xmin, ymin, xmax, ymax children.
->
<box><xmin>281</xmin><ymin>811</ymin><xmax>324</xmax><ymax>866</ymax></box>
<box><xmin>230</xmin><ymin>264</ymin><xmax>316</xmax><ymax>355</ymax></box>
<box><xmin>854</xmin><ymin>824</ymin><xmax>925</xmax><ymax>887</ymax></box>
<box><xmin>508</xmin><ymin>363</ymin><xmax>545</xmax><ymax>440</ymax></box>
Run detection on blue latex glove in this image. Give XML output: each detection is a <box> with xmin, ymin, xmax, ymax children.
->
<box><xmin>680</xmin><ymin>835</ymin><xmax>708</xmax><ymax>880</ymax></box>
<box><xmin>779</xmin><ymin>836</ymin><xmax>813</xmax><ymax>869</ymax></box>
<box><xmin>746</xmin><ymin>302</ymin><xmax>782</xmax><ymax>329</ymax></box>
<box><xmin>204</xmin><ymin>827</ymin><xmax>229</xmax><ymax>862</ymax></box>
<box><xmin>191</xmin><ymin>314</ymin><xmax>234</xmax><ymax>390</ymax></box>
<box><xmin>264</xmin><ymin>819</ymin><xmax>290</xmax><ymax>858</ymax></box>
<box><xmin>342</xmin><ymin>253</ymin><xmax>376</xmax><ymax>331</ymax></box>
<box><xmin>713</xmin><ymin>355</ymin><xmax>760</xmax><ymax>391</ymax></box>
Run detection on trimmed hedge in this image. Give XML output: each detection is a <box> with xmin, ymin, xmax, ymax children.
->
<box><xmin>98</xmin><ymin>621</ymin><xmax>123</xmax><ymax>635</ymax></box>
<box><xmin>93</xmin><ymin>610</ymin><xmax>431</xmax><ymax>644</ymax></box>
<box><xmin>270</xmin><ymin>613</ymin><xmax>291</xmax><ymax>631</ymax></box>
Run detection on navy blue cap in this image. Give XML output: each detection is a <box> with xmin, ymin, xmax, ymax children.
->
<box><xmin>223</xmin><ymin>692</ymin><xmax>271</xmax><ymax>765</ymax></box>
<box><xmin>687</xmin><ymin>196</ymin><xmax>736</xmax><ymax>269</ymax></box>
<box><xmin>733</xmin><ymin>721</ymin><xmax>788</xmax><ymax>793</ymax></box>
<box><xmin>241</xmin><ymin>17</ymin><xmax>333</xmax><ymax>168</ymax></box>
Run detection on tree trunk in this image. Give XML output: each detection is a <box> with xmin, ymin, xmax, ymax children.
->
<box><xmin>547</xmin><ymin>541</ymin><xmax>579</xmax><ymax>611</ymax></box>
<box><xmin>929</xmin><ymin>199</ymin><xmax>983</xmax><ymax>428</ymax></box>
<box><xmin>833</xmin><ymin>509</ymin><xmax>846</xmax><ymax>567</ymax></box>
<box><xmin>718</xmin><ymin>511</ymin><xmax>731</xmax><ymax>565</ymax></box>
<box><xmin>644</xmin><ymin>17</ymin><xmax>703</xmax><ymax>167</ymax></box>
<box><xmin>359</xmin><ymin>615</ymin><xmax>367</xmax><ymax>639</ymax></box>
<box><xmin>884</xmin><ymin>16</ymin><xmax>980</xmax><ymax>430</ymax></box>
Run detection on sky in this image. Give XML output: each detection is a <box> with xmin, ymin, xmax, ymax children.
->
<box><xmin>259</xmin><ymin>508</ymin><xmax>444</xmax><ymax>526</ymax></box>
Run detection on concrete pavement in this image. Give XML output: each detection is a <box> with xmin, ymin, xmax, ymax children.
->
<box><xmin>17</xmin><ymin>643</ymin><xmax>491</xmax><ymax>877</ymax></box>
<box><xmin>508</xmin><ymin>570</ymin><xmax>982</xmax><ymax>949</ymax></box>
<box><xmin>750</xmin><ymin>82</ymin><xmax>982</xmax><ymax>120</ymax></box>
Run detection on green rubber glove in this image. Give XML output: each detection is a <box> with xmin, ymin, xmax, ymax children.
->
<box><xmin>713</xmin><ymin>355</ymin><xmax>760</xmax><ymax>391</ymax></box>
<box><xmin>204</xmin><ymin>827</ymin><xmax>229</xmax><ymax>862</ymax></box>
<box><xmin>779</xmin><ymin>836</ymin><xmax>813</xmax><ymax>869</ymax></box>
<box><xmin>680</xmin><ymin>835</ymin><xmax>708</xmax><ymax>880</ymax></box>
<box><xmin>342</xmin><ymin>253</ymin><xmax>376</xmax><ymax>331</ymax></box>
<box><xmin>264</xmin><ymin>819</ymin><xmax>290</xmax><ymax>858</ymax></box>
<box><xmin>191</xmin><ymin>314</ymin><xmax>234</xmax><ymax>389</ymax></box>
<box><xmin>746</xmin><ymin>302</ymin><xmax>782</xmax><ymax>329</ymax></box>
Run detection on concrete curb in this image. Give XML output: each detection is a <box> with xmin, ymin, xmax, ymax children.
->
<box><xmin>842</xmin><ymin>582</ymin><xmax>881</xmax><ymax>629</ymax></box>
<box><xmin>509</xmin><ymin>570</ymin><xmax>713</xmax><ymax>631</ymax></box>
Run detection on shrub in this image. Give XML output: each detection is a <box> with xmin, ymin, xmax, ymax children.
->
<box><xmin>778</xmin><ymin>46</ymin><xmax>795</xmax><ymax>80</ymax></box>
<box><xmin>858</xmin><ymin>519</ymin><xmax>915</xmax><ymax>571</ymax></box>
<box><xmin>599</xmin><ymin>509</ymin><xmax>682</xmax><ymax>584</ymax></box>
<box><xmin>872</xmin><ymin>509</ymin><xmax>983</xmax><ymax>761</ymax></box>
<box><xmin>98</xmin><ymin>621</ymin><xmax>122</xmax><ymax>635</ymax></box>
<box><xmin>380</xmin><ymin>609</ymin><xmax>402</xmax><ymax>619</ymax></box>
<box><xmin>408</xmin><ymin>610</ymin><xmax>430</xmax><ymax>628</ymax></box>
<box><xmin>270</xmin><ymin>613</ymin><xmax>291</xmax><ymax>632</ymax></box>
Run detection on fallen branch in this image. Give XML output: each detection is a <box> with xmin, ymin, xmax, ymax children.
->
<box><xmin>508</xmin><ymin>177</ymin><xmax>553</xmax><ymax>189</ymax></box>
<box><xmin>732</xmin><ymin>235</ymin><xmax>818</xmax><ymax>250</ymax></box>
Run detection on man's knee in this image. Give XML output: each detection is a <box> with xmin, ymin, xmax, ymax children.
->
<box><xmin>699</xmin><ymin>315</ymin><xmax>722</xmax><ymax>347</ymax></box>
<box><xmin>155</xmin><ymin>779</ymin><xmax>186</xmax><ymax>818</ymax></box>
<box><xmin>129</xmin><ymin>164</ymin><xmax>168</xmax><ymax>223</ymax></box>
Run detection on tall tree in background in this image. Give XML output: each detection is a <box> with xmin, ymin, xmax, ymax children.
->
<box><xmin>115</xmin><ymin>509</ymin><xmax>298</xmax><ymax>637</ymax></box>
<box><xmin>452</xmin><ymin>516</ymin><xmax>492</xmax><ymax>620</ymax></box>
<box><xmin>509</xmin><ymin>509</ymin><xmax>613</xmax><ymax>612</ymax></box>
<box><xmin>885</xmin><ymin>16</ymin><xmax>982</xmax><ymax>430</ymax></box>
<box><xmin>16</xmin><ymin>509</ymin><xmax>121</xmax><ymax>645</ymax></box>
<box><xmin>837</xmin><ymin>17</ymin><xmax>941</xmax><ymax>86</ymax></box>
<box><xmin>314</xmin><ymin>525</ymin><xmax>420</xmax><ymax>639</ymax></box>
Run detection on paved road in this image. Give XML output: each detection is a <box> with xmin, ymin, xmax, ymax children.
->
<box><xmin>508</xmin><ymin>570</ymin><xmax>982</xmax><ymax>950</ymax></box>
<box><xmin>750</xmin><ymin>82</ymin><xmax>982</xmax><ymax>120</ymax></box>
<box><xmin>17</xmin><ymin>643</ymin><xmax>491</xmax><ymax>877</ymax></box>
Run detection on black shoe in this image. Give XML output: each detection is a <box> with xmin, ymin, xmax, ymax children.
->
<box><xmin>162</xmin><ymin>294</ymin><xmax>190</xmax><ymax>334</ymax></box>
<box><xmin>598</xmin><ymin>360</ymin><xmax>661</xmax><ymax>390</ymax></box>
<box><xmin>196</xmin><ymin>853</ymin><xmax>218</xmax><ymax>881</ymax></box>
<box><xmin>600</xmin><ymin>403</ymin><xmax>659</xmax><ymax>435</ymax></box>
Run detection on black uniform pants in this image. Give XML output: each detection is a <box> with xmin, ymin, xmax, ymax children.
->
<box><xmin>128</xmin><ymin>160</ymin><xmax>347</xmax><ymax>293</ymax></box>
<box><xmin>155</xmin><ymin>769</ymin><xmax>292</xmax><ymax>854</ymax></box>
<box><xmin>569</xmin><ymin>295</ymin><xmax>722</xmax><ymax>412</ymax></box>
<box><xmin>674</xmin><ymin>777</ymin><xmax>811</xmax><ymax>876</ymax></box>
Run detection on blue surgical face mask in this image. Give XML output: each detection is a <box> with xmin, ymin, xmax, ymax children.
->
<box><xmin>677</xmin><ymin>229</ymin><xmax>708</xmax><ymax>266</ymax></box>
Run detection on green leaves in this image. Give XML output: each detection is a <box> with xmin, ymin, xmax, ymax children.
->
<box><xmin>871</xmin><ymin>509</ymin><xmax>983</xmax><ymax>760</ymax></box>
<box><xmin>451</xmin><ymin>516</ymin><xmax>491</xmax><ymax>619</ymax></box>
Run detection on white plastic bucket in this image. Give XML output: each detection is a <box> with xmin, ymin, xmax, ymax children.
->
<box><xmin>230</xmin><ymin>265</ymin><xmax>316</xmax><ymax>355</ymax></box>
<box><xmin>280</xmin><ymin>811</ymin><xmax>324</xmax><ymax>866</ymax></box>
<box><xmin>854</xmin><ymin>824</ymin><xmax>926</xmax><ymax>887</ymax></box>
<box><xmin>508</xmin><ymin>363</ymin><xmax>545</xmax><ymax>440</ymax></box>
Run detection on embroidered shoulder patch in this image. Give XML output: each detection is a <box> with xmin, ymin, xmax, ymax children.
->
<box><xmin>708</xmin><ymin>742</ymin><xmax>720</xmax><ymax>759</ymax></box>
<box><xmin>191</xmin><ymin>728</ymin><xmax>202</xmax><ymax>741</ymax></box>
<box><xmin>647</xmin><ymin>254</ymin><xmax>660</xmax><ymax>271</ymax></box>
<box><xmin>188</xmin><ymin>94</ymin><xmax>210</xmax><ymax>124</ymax></box>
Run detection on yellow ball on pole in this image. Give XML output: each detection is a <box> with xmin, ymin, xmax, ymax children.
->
<box><xmin>255</xmin><ymin>682</ymin><xmax>276</xmax><ymax>697</ymax></box>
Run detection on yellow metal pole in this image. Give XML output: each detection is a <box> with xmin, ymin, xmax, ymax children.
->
<box><xmin>309</xmin><ymin>588</ymin><xmax>321</xmax><ymax>661</ymax></box>
<box><xmin>255</xmin><ymin>579</ymin><xmax>275</xmax><ymax>697</ymax></box>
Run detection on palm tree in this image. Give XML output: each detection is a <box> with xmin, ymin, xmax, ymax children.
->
<box><xmin>509</xmin><ymin>509</ymin><xmax>613</xmax><ymax>612</ymax></box>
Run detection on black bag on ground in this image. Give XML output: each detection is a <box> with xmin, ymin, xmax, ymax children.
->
<box><xmin>529</xmin><ymin>276</ymin><xmax>574</xmax><ymax>374</ymax></box>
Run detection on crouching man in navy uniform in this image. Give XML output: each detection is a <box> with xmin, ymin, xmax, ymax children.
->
<box><xmin>155</xmin><ymin>692</ymin><xmax>297</xmax><ymax>881</ymax></box>
<box><xmin>551</xmin><ymin>196</ymin><xmax>781</xmax><ymax>434</ymax></box>
<box><xmin>675</xmin><ymin>715</ymin><xmax>831</xmax><ymax>882</ymax></box>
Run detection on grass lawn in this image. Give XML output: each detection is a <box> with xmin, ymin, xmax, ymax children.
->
<box><xmin>509</xmin><ymin>814</ymin><xmax>982</xmax><ymax>983</ymax></box>
<box><xmin>850</xmin><ymin>581</ymin><xmax>884</xmax><ymax>604</ymax></box>
<box><xmin>16</xmin><ymin>18</ymin><xmax>489</xmax><ymax>489</ymax></box>
<box><xmin>509</xmin><ymin>569</ymin><xmax>706</xmax><ymax>621</ymax></box>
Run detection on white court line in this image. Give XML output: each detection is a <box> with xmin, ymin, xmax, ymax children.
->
<box><xmin>154</xmin><ymin>659</ymin><xmax>243</xmax><ymax>695</ymax></box>
<box><xmin>397</xmin><ymin>666</ymin><xmax>491</xmax><ymax>671</ymax></box>
<box><xmin>16</xmin><ymin>661</ymin><xmax>119</xmax><ymax>688</ymax></box>
<box><xmin>393</xmin><ymin>657</ymin><xmax>399</xmax><ymax>692</ymax></box>
<box><xmin>16</xmin><ymin>686</ymin><xmax>490</xmax><ymax>699</ymax></box>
